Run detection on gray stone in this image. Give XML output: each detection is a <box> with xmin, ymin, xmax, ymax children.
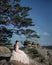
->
<box><xmin>0</xmin><ymin>46</ymin><xmax>11</xmax><ymax>57</ymax></box>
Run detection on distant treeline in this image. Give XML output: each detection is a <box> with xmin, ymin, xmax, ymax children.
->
<box><xmin>42</xmin><ymin>46</ymin><xmax>52</xmax><ymax>50</ymax></box>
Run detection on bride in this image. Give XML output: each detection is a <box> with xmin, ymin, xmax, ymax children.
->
<box><xmin>10</xmin><ymin>40</ymin><xmax>29</xmax><ymax>65</ymax></box>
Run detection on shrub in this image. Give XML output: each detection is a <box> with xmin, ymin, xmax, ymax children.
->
<box><xmin>28</xmin><ymin>48</ymin><xmax>39</xmax><ymax>58</ymax></box>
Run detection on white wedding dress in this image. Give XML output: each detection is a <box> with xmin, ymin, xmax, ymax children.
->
<box><xmin>10</xmin><ymin>45</ymin><xmax>29</xmax><ymax>64</ymax></box>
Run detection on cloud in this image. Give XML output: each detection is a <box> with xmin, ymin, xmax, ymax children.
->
<box><xmin>21</xmin><ymin>34</ymin><xmax>25</xmax><ymax>38</ymax></box>
<box><xmin>43</xmin><ymin>32</ymin><xmax>50</xmax><ymax>36</ymax></box>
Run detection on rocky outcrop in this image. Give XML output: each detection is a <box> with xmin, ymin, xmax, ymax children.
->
<box><xmin>0</xmin><ymin>46</ymin><xmax>11</xmax><ymax>61</ymax></box>
<box><xmin>0</xmin><ymin>60</ymin><xmax>34</xmax><ymax>65</ymax></box>
<box><xmin>0</xmin><ymin>59</ymin><xmax>48</xmax><ymax>65</ymax></box>
<box><xmin>0</xmin><ymin>43</ymin><xmax>52</xmax><ymax>65</ymax></box>
<box><xmin>23</xmin><ymin>41</ymin><xmax>52</xmax><ymax>65</ymax></box>
<box><xmin>0</xmin><ymin>46</ymin><xmax>11</xmax><ymax>57</ymax></box>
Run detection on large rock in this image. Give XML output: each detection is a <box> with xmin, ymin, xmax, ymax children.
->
<box><xmin>0</xmin><ymin>60</ymin><xmax>34</xmax><ymax>65</ymax></box>
<box><xmin>36</xmin><ymin>48</ymin><xmax>48</xmax><ymax>59</ymax></box>
<box><xmin>0</xmin><ymin>60</ymin><xmax>7</xmax><ymax>65</ymax></box>
<box><xmin>0</xmin><ymin>46</ymin><xmax>11</xmax><ymax>57</ymax></box>
<box><xmin>10</xmin><ymin>60</ymin><xmax>29</xmax><ymax>65</ymax></box>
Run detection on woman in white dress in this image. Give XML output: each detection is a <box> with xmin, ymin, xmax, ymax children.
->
<box><xmin>10</xmin><ymin>40</ymin><xmax>29</xmax><ymax>65</ymax></box>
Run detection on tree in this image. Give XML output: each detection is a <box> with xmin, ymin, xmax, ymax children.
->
<box><xmin>0</xmin><ymin>0</ymin><xmax>40</xmax><ymax>47</ymax></box>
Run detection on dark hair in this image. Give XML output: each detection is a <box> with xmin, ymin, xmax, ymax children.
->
<box><xmin>15</xmin><ymin>40</ymin><xmax>19</xmax><ymax>43</ymax></box>
<box><xmin>14</xmin><ymin>40</ymin><xmax>19</xmax><ymax>51</ymax></box>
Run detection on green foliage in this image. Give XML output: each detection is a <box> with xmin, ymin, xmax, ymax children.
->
<box><xmin>28</xmin><ymin>48</ymin><xmax>38</xmax><ymax>54</ymax></box>
<box><xmin>28</xmin><ymin>48</ymin><xmax>40</xmax><ymax>58</ymax></box>
<box><xmin>27</xmin><ymin>34</ymin><xmax>40</xmax><ymax>38</ymax></box>
<box><xmin>0</xmin><ymin>0</ymin><xmax>40</xmax><ymax>46</ymax></box>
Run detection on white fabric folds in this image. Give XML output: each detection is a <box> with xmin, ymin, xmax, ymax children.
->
<box><xmin>10</xmin><ymin>50</ymin><xmax>29</xmax><ymax>64</ymax></box>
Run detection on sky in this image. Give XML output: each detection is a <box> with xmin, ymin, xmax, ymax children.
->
<box><xmin>11</xmin><ymin>0</ymin><xmax>52</xmax><ymax>46</ymax></box>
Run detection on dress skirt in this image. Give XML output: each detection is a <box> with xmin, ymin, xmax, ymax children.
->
<box><xmin>10</xmin><ymin>50</ymin><xmax>29</xmax><ymax>64</ymax></box>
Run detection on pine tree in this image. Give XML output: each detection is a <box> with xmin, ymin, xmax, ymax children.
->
<box><xmin>0</xmin><ymin>0</ymin><xmax>40</xmax><ymax>48</ymax></box>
